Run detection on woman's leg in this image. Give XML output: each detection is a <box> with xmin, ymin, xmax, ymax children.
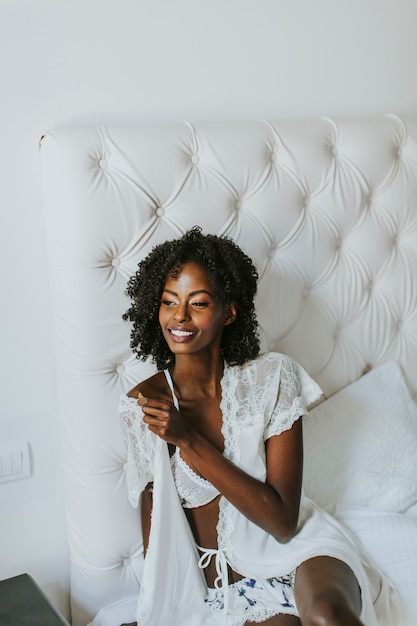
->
<box><xmin>123</xmin><ymin>613</ymin><xmax>300</xmax><ymax>625</ymax></box>
<box><xmin>245</xmin><ymin>617</ymin><xmax>300</xmax><ymax>625</ymax></box>
<box><xmin>294</xmin><ymin>556</ymin><xmax>364</xmax><ymax>626</ymax></box>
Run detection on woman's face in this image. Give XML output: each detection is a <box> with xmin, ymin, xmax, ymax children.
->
<box><xmin>158</xmin><ymin>262</ymin><xmax>236</xmax><ymax>358</ymax></box>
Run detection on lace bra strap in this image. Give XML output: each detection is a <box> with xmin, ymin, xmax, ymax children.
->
<box><xmin>164</xmin><ymin>369</ymin><xmax>179</xmax><ymax>410</ymax></box>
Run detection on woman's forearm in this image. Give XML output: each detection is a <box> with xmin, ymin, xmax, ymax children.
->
<box><xmin>179</xmin><ymin>429</ymin><xmax>301</xmax><ymax>543</ymax></box>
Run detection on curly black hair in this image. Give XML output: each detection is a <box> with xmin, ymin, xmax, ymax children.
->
<box><xmin>123</xmin><ymin>226</ymin><xmax>260</xmax><ymax>370</ymax></box>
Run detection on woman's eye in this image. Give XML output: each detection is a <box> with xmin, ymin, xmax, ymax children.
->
<box><xmin>161</xmin><ymin>299</ymin><xmax>176</xmax><ymax>307</ymax></box>
<box><xmin>192</xmin><ymin>301</ymin><xmax>209</xmax><ymax>308</ymax></box>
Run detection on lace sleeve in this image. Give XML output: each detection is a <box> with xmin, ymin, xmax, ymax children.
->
<box><xmin>264</xmin><ymin>355</ymin><xmax>323</xmax><ymax>440</ymax></box>
<box><xmin>119</xmin><ymin>394</ymin><xmax>155</xmax><ymax>508</ymax></box>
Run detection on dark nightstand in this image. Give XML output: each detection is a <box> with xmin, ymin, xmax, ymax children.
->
<box><xmin>0</xmin><ymin>573</ymin><xmax>70</xmax><ymax>625</ymax></box>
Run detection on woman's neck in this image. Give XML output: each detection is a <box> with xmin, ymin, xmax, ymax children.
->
<box><xmin>171</xmin><ymin>354</ymin><xmax>224</xmax><ymax>399</ymax></box>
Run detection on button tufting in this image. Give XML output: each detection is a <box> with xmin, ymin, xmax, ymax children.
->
<box><xmin>191</xmin><ymin>154</ymin><xmax>200</xmax><ymax>165</ymax></box>
<box><xmin>397</xmin><ymin>147</ymin><xmax>403</xmax><ymax>158</ymax></box>
<box><xmin>98</xmin><ymin>158</ymin><xmax>108</xmax><ymax>169</ymax></box>
<box><xmin>302</xmin><ymin>287</ymin><xmax>310</xmax><ymax>297</ymax></box>
<box><xmin>330</xmin><ymin>146</ymin><xmax>338</xmax><ymax>157</ymax></box>
<box><xmin>333</xmin><ymin>326</ymin><xmax>341</xmax><ymax>337</ymax></box>
<box><xmin>234</xmin><ymin>199</ymin><xmax>242</xmax><ymax>210</ymax></box>
<box><xmin>269</xmin><ymin>150</ymin><xmax>277</xmax><ymax>163</ymax></box>
<box><xmin>116</xmin><ymin>363</ymin><xmax>125</xmax><ymax>374</ymax></box>
<box><xmin>122</xmin><ymin>462</ymin><xmax>128</xmax><ymax>472</ymax></box>
<box><xmin>268</xmin><ymin>247</ymin><xmax>276</xmax><ymax>259</ymax></box>
<box><xmin>111</xmin><ymin>257</ymin><xmax>121</xmax><ymax>268</ymax></box>
<box><xmin>335</xmin><ymin>237</ymin><xmax>342</xmax><ymax>249</ymax></box>
<box><xmin>397</xmin><ymin>320</ymin><xmax>403</xmax><ymax>330</ymax></box>
<box><xmin>155</xmin><ymin>207</ymin><xmax>165</xmax><ymax>217</ymax></box>
<box><xmin>123</xmin><ymin>557</ymin><xmax>131</xmax><ymax>568</ymax></box>
<box><xmin>303</xmin><ymin>195</ymin><xmax>310</xmax><ymax>209</ymax></box>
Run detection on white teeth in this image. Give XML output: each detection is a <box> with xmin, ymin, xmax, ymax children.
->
<box><xmin>171</xmin><ymin>329</ymin><xmax>194</xmax><ymax>337</ymax></box>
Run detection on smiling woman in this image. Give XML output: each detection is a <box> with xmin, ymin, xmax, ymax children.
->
<box><xmin>122</xmin><ymin>226</ymin><xmax>260</xmax><ymax>371</ymax></box>
<box><xmin>159</xmin><ymin>261</ymin><xmax>236</xmax><ymax>356</ymax></box>
<box><xmin>117</xmin><ymin>227</ymin><xmax>401</xmax><ymax>626</ymax></box>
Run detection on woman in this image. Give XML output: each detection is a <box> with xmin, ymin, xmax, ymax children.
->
<box><xmin>120</xmin><ymin>227</ymin><xmax>388</xmax><ymax>625</ymax></box>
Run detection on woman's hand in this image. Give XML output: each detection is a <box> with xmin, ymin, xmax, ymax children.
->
<box><xmin>138</xmin><ymin>393</ymin><xmax>191</xmax><ymax>447</ymax></box>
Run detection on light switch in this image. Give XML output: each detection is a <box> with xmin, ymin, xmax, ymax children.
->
<box><xmin>11</xmin><ymin>449</ymin><xmax>23</xmax><ymax>474</ymax></box>
<box><xmin>1</xmin><ymin>452</ymin><xmax>12</xmax><ymax>476</ymax></box>
<box><xmin>0</xmin><ymin>442</ymin><xmax>30</xmax><ymax>483</ymax></box>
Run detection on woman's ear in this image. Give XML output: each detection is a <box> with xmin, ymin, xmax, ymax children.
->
<box><xmin>224</xmin><ymin>302</ymin><xmax>237</xmax><ymax>326</ymax></box>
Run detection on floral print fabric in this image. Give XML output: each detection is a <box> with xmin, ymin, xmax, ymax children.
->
<box><xmin>205</xmin><ymin>573</ymin><xmax>298</xmax><ymax>625</ymax></box>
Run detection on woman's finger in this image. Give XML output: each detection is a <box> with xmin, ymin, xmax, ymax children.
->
<box><xmin>142</xmin><ymin>414</ymin><xmax>169</xmax><ymax>427</ymax></box>
<box><xmin>137</xmin><ymin>392</ymin><xmax>171</xmax><ymax>412</ymax></box>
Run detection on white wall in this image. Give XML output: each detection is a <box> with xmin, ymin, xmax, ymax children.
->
<box><xmin>1</xmin><ymin>0</ymin><xmax>417</xmax><ymax>621</ymax></box>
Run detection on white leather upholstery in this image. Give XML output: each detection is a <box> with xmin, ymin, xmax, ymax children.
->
<box><xmin>40</xmin><ymin>116</ymin><xmax>417</xmax><ymax>625</ymax></box>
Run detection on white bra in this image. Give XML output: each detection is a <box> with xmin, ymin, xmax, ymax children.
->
<box><xmin>164</xmin><ymin>369</ymin><xmax>220</xmax><ymax>509</ymax></box>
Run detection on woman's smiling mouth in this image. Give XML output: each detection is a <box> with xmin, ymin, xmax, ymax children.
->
<box><xmin>169</xmin><ymin>327</ymin><xmax>196</xmax><ymax>341</ymax></box>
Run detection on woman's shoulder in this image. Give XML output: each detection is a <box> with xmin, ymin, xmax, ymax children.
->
<box><xmin>120</xmin><ymin>370</ymin><xmax>169</xmax><ymax>423</ymax></box>
<box><xmin>235</xmin><ymin>352</ymin><xmax>314</xmax><ymax>393</ymax></box>
<box><xmin>253</xmin><ymin>352</ymin><xmax>321</xmax><ymax>391</ymax></box>
<box><xmin>239</xmin><ymin>351</ymin><xmax>295</xmax><ymax>374</ymax></box>
<box><xmin>125</xmin><ymin>370</ymin><xmax>168</xmax><ymax>399</ymax></box>
<box><xmin>225</xmin><ymin>353</ymin><xmax>293</xmax><ymax>393</ymax></box>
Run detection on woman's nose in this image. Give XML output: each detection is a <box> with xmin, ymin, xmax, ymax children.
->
<box><xmin>174</xmin><ymin>304</ymin><xmax>190</xmax><ymax>322</ymax></box>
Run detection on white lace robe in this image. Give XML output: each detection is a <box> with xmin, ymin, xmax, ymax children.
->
<box><xmin>120</xmin><ymin>352</ymin><xmax>403</xmax><ymax>626</ymax></box>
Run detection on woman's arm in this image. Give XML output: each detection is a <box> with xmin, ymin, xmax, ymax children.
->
<box><xmin>139</xmin><ymin>395</ymin><xmax>303</xmax><ymax>543</ymax></box>
<box><xmin>183</xmin><ymin>419</ymin><xmax>303</xmax><ymax>543</ymax></box>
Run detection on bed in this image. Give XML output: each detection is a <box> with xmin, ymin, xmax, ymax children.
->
<box><xmin>40</xmin><ymin>115</ymin><xmax>417</xmax><ymax>626</ymax></box>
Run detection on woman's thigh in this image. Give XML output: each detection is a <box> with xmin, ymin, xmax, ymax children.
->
<box><xmin>294</xmin><ymin>556</ymin><xmax>363</xmax><ymax>624</ymax></box>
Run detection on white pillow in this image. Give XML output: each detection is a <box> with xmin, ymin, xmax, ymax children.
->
<box><xmin>303</xmin><ymin>360</ymin><xmax>417</xmax><ymax>515</ymax></box>
<box><xmin>337</xmin><ymin>509</ymin><xmax>417</xmax><ymax>624</ymax></box>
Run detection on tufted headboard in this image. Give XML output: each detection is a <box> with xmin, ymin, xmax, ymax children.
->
<box><xmin>40</xmin><ymin>116</ymin><xmax>417</xmax><ymax>626</ymax></box>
